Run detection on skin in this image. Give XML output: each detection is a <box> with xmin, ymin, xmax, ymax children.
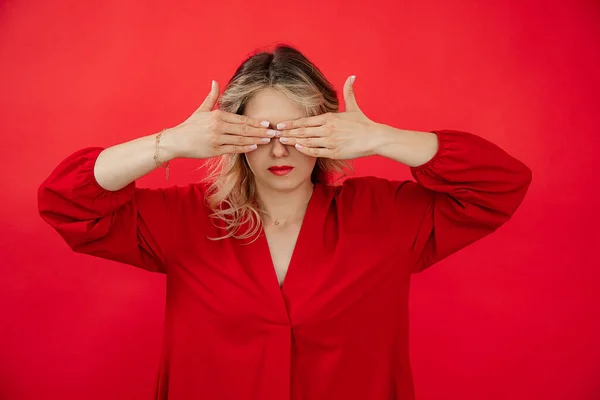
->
<box><xmin>243</xmin><ymin>88</ymin><xmax>317</xmax><ymax>226</ymax></box>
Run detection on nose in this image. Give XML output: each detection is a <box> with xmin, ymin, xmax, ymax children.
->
<box><xmin>271</xmin><ymin>138</ymin><xmax>289</xmax><ymax>158</ymax></box>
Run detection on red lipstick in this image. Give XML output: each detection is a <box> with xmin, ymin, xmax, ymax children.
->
<box><xmin>268</xmin><ymin>165</ymin><xmax>294</xmax><ymax>176</ymax></box>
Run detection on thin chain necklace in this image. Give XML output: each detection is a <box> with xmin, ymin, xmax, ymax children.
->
<box><xmin>259</xmin><ymin>184</ymin><xmax>314</xmax><ymax>227</ymax></box>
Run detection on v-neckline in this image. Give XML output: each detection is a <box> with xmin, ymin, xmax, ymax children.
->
<box><xmin>257</xmin><ymin>182</ymin><xmax>329</xmax><ymax>295</ymax></box>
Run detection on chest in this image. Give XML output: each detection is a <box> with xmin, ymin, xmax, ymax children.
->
<box><xmin>263</xmin><ymin>223</ymin><xmax>302</xmax><ymax>287</ymax></box>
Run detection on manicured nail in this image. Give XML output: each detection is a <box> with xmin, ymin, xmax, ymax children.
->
<box><xmin>248</xmin><ymin>144</ymin><xmax>257</xmax><ymax>150</ymax></box>
<box><xmin>295</xmin><ymin>143</ymin><xmax>303</xmax><ymax>149</ymax></box>
<box><xmin>260</xmin><ymin>120</ymin><xmax>270</xmax><ymax>127</ymax></box>
<box><xmin>277</xmin><ymin>122</ymin><xmax>286</xmax><ymax>129</ymax></box>
<box><xmin>267</xmin><ymin>129</ymin><xmax>278</xmax><ymax>137</ymax></box>
<box><xmin>279</xmin><ymin>137</ymin><xmax>288</xmax><ymax>143</ymax></box>
<box><xmin>350</xmin><ymin>75</ymin><xmax>356</xmax><ymax>84</ymax></box>
<box><xmin>260</xmin><ymin>138</ymin><xmax>271</xmax><ymax>143</ymax></box>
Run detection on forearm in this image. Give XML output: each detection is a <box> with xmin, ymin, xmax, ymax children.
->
<box><xmin>94</xmin><ymin>128</ymin><xmax>179</xmax><ymax>191</ymax></box>
<box><xmin>371</xmin><ymin>123</ymin><xmax>439</xmax><ymax>168</ymax></box>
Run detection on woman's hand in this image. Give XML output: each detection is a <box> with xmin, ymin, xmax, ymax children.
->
<box><xmin>274</xmin><ymin>76</ymin><xmax>381</xmax><ymax>160</ymax></box>
<box><xmin>164</xmin><ymin>81</ymin><xmax>275</xmax><ymax>159</ymax></box>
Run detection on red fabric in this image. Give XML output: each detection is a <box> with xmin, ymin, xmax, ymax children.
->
<box><xmin>37</xmin><ymin>129</ymin><xmax>531</xmax><ymax>400</ymax></box>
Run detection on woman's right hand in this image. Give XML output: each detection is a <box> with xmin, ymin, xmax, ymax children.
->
<box><xmin>164</xmin><ymin>80</ymin><xmax>275</xmax><ymax>160</ymax></box>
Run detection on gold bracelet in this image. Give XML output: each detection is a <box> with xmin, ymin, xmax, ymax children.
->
<box><xmin>153</xmin><ymin>128</ymin><xmax>170</xmax><ymax>180</ymax></box>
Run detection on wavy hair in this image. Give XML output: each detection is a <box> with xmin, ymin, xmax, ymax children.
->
<box><xmin>202</xmin><ymin>44</ymin><xmax>351</xmax><ymax>241</ymax></box>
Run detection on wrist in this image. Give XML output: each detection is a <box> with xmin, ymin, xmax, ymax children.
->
<box><xmin>155</xmin><ymin>127</ymin><xmax>181</xmax><ymax>161</ymax></box>
<box><xmin>371</xmin><ymin>124</ymin><xmax>439</xmax><ymax>167</ymax></box>
<box><xmin>370</xmin><ymin>123</ymin><xmax>405</xmax><ymax>157</ymax></box>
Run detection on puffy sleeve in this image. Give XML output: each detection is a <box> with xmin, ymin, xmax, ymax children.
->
<box><xmin>338</xmin><ymin>129</ymin><xmax>532</xmax><ymax>274</ymax></box>
<box><xmin>37</xmin><ymin>147</ymin><xmax>177</xmax><ymax>273</ymax></box>
<box><xmin>404</xmin><ymin>129</ymin><xmax>532</xmax><ymax>273</ymax></box>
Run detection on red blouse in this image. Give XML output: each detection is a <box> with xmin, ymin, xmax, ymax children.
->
<box><xmin>38</xmin><ymin>129</ymin><xmax>532</xmax><ymax>400</ymax></box>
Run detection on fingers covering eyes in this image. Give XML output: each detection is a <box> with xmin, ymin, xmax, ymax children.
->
<box><xmin>219</xmin><ymin>144</ymin><xmax>258</xmax><ymax>154</ymax></box>
<box><xmin>218</xmin><ymin>134</ymin><xmax>270</xmax><ymax>146</ymax></box>
<box><xmin>219</xmin><ymin>122</ymin><xmax>272</xmax><ymax>137</ymax></box>
<box><xmin>219</xmin><ymin>111</ymin><xmax>269</xmax><ymax>129</ymax></box>
<box><xmin>280</xmin><ymin>137</ymin><xmax>331</xmax><ymax>148</ymax></box>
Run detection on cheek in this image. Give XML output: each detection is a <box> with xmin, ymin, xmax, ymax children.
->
<box><xmin>244</xmin><ymin>147</ymin><xmax>269</xmax><ymax>171</ymax></box>
<box><xmin>297</xmin><ymin>152</ymin><xmax>317</xmax><ymax>171</ymax></box>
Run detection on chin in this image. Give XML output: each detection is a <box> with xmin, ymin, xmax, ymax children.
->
<box><xmin>261</xmin><ymin>174</ymin><xmax>308</xmax><ymax>192</ymax></box>
<box><xmin>266</xmin><ymin>179</ymin><xmax>302</xmax><ymax>192</ymax></box>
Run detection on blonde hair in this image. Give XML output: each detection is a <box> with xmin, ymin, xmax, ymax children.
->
<box><xmin>202</xmin><ymin>44</ymin><xmax>351</xmax><ymax>241</ymax></box>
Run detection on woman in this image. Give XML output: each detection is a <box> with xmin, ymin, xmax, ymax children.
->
<box><xmin>38</xmin><ymin>45</ymin><xmax>532</xmax><ymax>400</ymax></box>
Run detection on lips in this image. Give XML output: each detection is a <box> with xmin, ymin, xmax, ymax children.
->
<box><xmin>268</xmin><ymin>166</ymin><xmax>294</xmax><ymax>176</ymax></box>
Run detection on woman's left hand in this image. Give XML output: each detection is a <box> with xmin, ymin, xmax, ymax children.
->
<box><xmin>274</xmin><ymin>76</ymin><xmax>382</xmax><ymax>160</ymax></box>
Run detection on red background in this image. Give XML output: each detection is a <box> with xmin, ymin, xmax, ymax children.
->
<box><xmin>1</xmin><ymin>0</ymin><xmax>599</xmax><ymax>399</ymax></box>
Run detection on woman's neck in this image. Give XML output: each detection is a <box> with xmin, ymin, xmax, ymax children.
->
<box><xmin>256</xmin><ymin>180</ymin><xmax>314</xmax><ymax>225</ymax></box>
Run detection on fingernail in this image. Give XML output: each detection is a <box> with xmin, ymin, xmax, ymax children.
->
<box><xmin>248</xmin><ymin>144</ymin><xmax>257</xmax><ymax>150</ymax></box>
<box><xmin>295</xmin><ymin>143</ymin><xmax>303</xmax><ymax>149</ymax></box>
<box><xmin>260</xmin><ymin>120</ymin><xmax>270</xmax><ymax>128</ymax></box>
<box><xmin>260</xmin><ymin>138</ymin><xmax>271</xmax><ymax>143</ymax></box>
<box><xmin>277</xmin><ymin>122</ymin><xmax>286</xmax><ymax>129</ymax></box>
<box><xmin>267</xmin><ymin>129</ymin><xmax>278</xmax><ymax>137</ymax></box>
<box><xmin>350</xmin><ymin>75</ymin><xmax>356</xmax><ymax>84</ymax></box>
<box><xmin>279</xmin><ymin>137</ymin><xmax>288</xmax><ymax>143</ymax></box>
<box><xmin>211</xmin><ymin>80</ymin><xmax>216</xmax><ymax>90</ymax></box>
